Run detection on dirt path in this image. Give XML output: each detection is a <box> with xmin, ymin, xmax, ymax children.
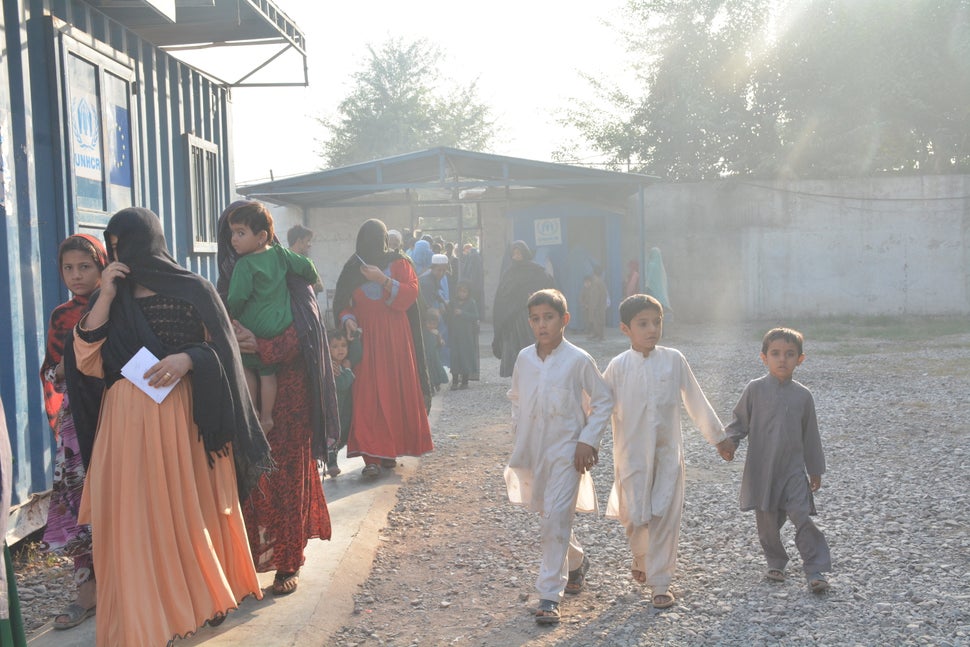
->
<box><xmin>331</xmin><ymin>320</ymin><xmax>970</xmax><ymax>647</ymax></box>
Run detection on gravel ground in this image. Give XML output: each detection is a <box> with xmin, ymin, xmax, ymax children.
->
<box><xmin>333</xmin><ymin>320</ymin><xmax>970</xmax><ymax>647</ymax></box>
<box><xmin>15</xmin><ymin>319</ymin><xmax>970</xmax><ymax>645</ymax></box>
<box><xmin>12</xmin><ymin>543</ymin><xmax>75</xmax><ymax>634</ymax></box>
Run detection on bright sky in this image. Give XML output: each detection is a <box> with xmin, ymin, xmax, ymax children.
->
<box><xmin>222</xmin><ymin>1</ymin><xmax>631</xmax><ymax>184</ymax></box>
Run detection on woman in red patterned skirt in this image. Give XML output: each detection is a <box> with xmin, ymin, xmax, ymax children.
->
<box><xmin>218</xmin><ymin>201</ymin><xmax>340</xmax><ymax>596</ymax></box>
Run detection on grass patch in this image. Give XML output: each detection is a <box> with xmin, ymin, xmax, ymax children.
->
<box><xmin>803</xmin><ymin>316</ymin><xmax>969</xmax><ymax>342</ymax></box>
<box><xmin>12</xmin><ymin>540</ymin><xmax>64</xmax><ymax>571</ymax></box>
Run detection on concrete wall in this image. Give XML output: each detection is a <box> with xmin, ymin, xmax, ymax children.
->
<box><xmin>640</xmin><ymin>175</ymin><xmax>970</xmax><ymax>321</ymax></box>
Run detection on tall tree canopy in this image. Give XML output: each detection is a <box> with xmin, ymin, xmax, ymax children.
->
<box><xmin>564</xmin><ymin>0</ymin><xmax>970</xmax><ymax>181</ymax></box>
<box><xmin>318</xmin><ymin>39</ymin><xmax>495</xmax><ymax>168</ymax></box>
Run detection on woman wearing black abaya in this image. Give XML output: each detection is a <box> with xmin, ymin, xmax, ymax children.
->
<box><xmin>73</xmin><ymin>207</ymin><xmax>271</xmax><ymax>646</ymax></box>
<box><xmin>491</xmin><ymin>240</ymin><xmax>556</xmax><ymax>377</ymax></box>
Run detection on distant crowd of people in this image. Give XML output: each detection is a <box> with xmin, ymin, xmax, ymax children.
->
<box><xmin>8</xmin><ymin>202</ymin><xmax>829</xmax><ymax>643</ymax></box>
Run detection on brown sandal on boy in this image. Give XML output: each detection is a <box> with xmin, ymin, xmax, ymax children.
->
<box><xmin>652</xmin><ymin>592</ymin><xmax>676</xmax><ymax>609</ymax></box>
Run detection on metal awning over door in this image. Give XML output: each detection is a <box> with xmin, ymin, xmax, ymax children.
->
<box><xmin>82</xmin><ymin>0</ymin><xmax>307</xmax><ymax>86</ymax></box>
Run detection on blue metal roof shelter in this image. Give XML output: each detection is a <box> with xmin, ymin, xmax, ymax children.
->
<box><xmin>239</xmin><ymin>147</ymin><xmax>657</xmax><ymax>331</ymax></box>
<box><xmin>239</xmin><ymin>147</ymin><xmax>655</xmax><ymax>209</ymax></box>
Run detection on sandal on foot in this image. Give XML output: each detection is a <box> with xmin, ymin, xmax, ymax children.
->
<box><xmin>766</xmin><ymin>568</ymin><xmax>786</xmax><ymax>582</ymax></box>
<box><xmin>565</xmin><ymin>554</ymin><xmax>590</xmax><ymax>595</ymax></box>
<box><xmin>535</xmin><ymin>599</ymin><xmax>560</xmax><ymax>624</ymax></box>
<box><xmin>361</xmin><ymin>464</ymin><xmax>381</xmax><ymax>479</ymax></box>
<box><xmin>53</xmin><ymin>603</ymin><xmax>96</xmax><ymax>630</ymax></box>
<box><xmin>272</xmin><ymin>571</ymin><xmax>299</xmax><ymax>596</ymax></box>
<box><xmin>652</xmin><ymin>592</ymin><xmax>676</xmax><ymax>609</ymax></box>
<box><xmin>380</xmin><ymin>458</ymin><xmax>397</xmax><ymax>469</ymax></box>
<box><xmin>327</xmin><ymin>464</ymin><xmax>341</xmax><ymax>478</ymax></box>
<box><xmin>808</xmin><ymin>573</ymin><xmax>829</xmax><ymax>593</ymax></box>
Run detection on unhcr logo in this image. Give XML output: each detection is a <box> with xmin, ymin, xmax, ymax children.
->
<box><xmin>72</xmin><ymin>97</ymin><xmax>100</xmax><ymax>151</ymax></box>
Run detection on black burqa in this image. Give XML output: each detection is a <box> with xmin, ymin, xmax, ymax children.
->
<box><xmin>491</xmin><ymin>240</ymin><xmax>556</xmax><ymax>377</ymax></box>
<box><xmin>216</xmin><ymin>201</ymin><xmax>340</xmax><ymax>461</ymax></box>
<box><xmin>333</xmin><ymin>219</ymin><xmax>432</xmax><ymax>411</ymax></box>
<box><xmin>71</xmin><ymin>207</ymin><xmax>273</xmax><ymax>499</ymax></box>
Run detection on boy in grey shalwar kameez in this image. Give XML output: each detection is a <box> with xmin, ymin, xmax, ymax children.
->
<box><xmin>725</xmin><ymin>327</ymin><xmax>832</xmax><ymax>593</ymax></box>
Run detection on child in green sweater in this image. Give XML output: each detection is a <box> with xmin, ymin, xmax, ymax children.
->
<box><xmin>226</xmin><ymin>203</ymin><xmax>319</xmax><ymax>433</ymax></box>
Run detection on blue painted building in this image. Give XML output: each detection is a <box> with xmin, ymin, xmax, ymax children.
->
<box><xmin>0</xmin><ymin>0</ymin><xmax>306</xmax><ymax>540</ymax></box>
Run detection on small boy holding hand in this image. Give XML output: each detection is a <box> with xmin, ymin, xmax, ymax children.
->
<box><xmin>725</xmin><ymin>327</ymin><xmax>832</xmax><ymax>593</ymax></box>
<box><xmin>603</xmin><ymin>294</ymin><xmax>734</xmax><ymax>609</ymax></box>
<box><xmin>504</xmin><ymin>289</ymin><xmax>613</xmax><ymax>625</ymax></box>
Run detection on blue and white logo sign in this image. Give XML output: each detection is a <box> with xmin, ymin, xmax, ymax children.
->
<box><xmin>534</xmin><ymin>217</ymin><xmax>562</xmax><ymax>246</ymax></box>
<box><xmin>72</xmin><ymin>96</ymin><xmax>102</xmax><ymax>181</ymax></box>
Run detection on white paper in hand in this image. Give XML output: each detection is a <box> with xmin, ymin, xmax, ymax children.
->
<box><xmin>121</xmin><ymin>346</ymin><xmax>179</xmax><ymax>404</ymax></box>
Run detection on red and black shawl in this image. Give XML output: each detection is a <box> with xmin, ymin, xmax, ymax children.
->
<box><xmin>40</xmin><ymin>234</ymin><xmax>107</xmax><ymax>434</ymax></box>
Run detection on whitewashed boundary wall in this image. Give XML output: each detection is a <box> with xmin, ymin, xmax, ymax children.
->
<box><xmin>638</xmin><ymin>175</ymin><xmax>970</xmax><ymax>322</ymax></box>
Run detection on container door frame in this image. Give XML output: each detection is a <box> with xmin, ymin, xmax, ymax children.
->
<box><xmin>51</xmin><ymin>19</ymin><xmax>140</xmax><ymax>238</ymax></box>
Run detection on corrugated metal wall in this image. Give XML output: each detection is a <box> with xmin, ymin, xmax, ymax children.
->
<box><xmin>1</xmin><ymin>0</ymin><xmax>234</xmax><ymax>514</ymax></box>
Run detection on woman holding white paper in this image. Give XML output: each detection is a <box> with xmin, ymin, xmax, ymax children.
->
<box><xmin>72</xmin><ymin>208</ymin><xmax>272</xmax><ymax>646</ymax></box>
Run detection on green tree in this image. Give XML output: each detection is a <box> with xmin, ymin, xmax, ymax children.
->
<box><xmin>562</xmin><ymin>0</ymin><xmax>774</xmax><ymax>181</ymax></box>
<box><xmin>566</xmin><ymin>0</ymin><xmax>970</xmax><ymax>180</ymax></box>
<box><xmin>761</xmin><ymin>0</ymin><xmax>970</xmax><ymax>177</ymax></box>
<box><xmin>318</xmin><ymin>39</ymin><xmax>495</xmax><ymax>167</ymax></box>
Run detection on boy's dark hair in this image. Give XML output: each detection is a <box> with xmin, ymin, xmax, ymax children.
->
<box><xmin>328</xmin><ymin>328</ymin><xmax>348</xmax><ymax>343</ymax></box>
<box><xmin>455</xmin><ymin>279</ymin><xmax>472</xmax><ymax>295</ymax></box>
<box><xmin>287</xmin><ymin>224</ymin><xmax>313</xmax><ymax>246</ymax></box>
<box><xmin>619</xmin><ymin>293</ymin><xmax>663</xmax><ymax>326</ymax></box>
<box><xmin>228</xmin><ymin>201</ymin><xmax>275</xmax><ymax>241</ymax></box>
<box><xmin>762</xmin><ymin>327</ymin><xmax>804</xmax><ymax>355</ymax></box>
<box><xmin>527</xmin><ymin>288</ymin><xmax>567</xmax><ymax>317</ymax></box>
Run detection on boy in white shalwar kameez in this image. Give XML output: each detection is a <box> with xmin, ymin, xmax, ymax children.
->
<box><xmin>603</xmin><ymin>295</ymin><xmax>735</xmax><ymax>609</ymax></box>
<box><xmin>505</xmin><ymin>289</ymin><xmax>613</xmax><ymax>625</ymax></box>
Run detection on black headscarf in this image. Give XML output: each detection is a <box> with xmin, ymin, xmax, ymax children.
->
<box><xmin>492</xmin><ymin>240</ymin><xmax>556</xmax><ymax>340</ymax></box>
<box><xmin>216</xmin><ymin>201</ymin><xmax>339</xmax><ymax>461</ymax></box>
<box><xmin>74</xmin><ymin>207</ymin><xmax>273</xmax><ymax>499</ymax></box>
<box><xmin>333</xmin><ymin>219</ymin><xmax>433</xmax><ymax>410</ymax></box>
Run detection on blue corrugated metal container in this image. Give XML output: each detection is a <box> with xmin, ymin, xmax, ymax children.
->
<box><xmin>0</xmin><ymin>0</ymin><xmax>306</xmax><ymax>541</ymax></box>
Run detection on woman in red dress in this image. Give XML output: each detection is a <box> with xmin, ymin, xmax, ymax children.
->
<box><xmin>217</xmin><ymin>201</ymin><xmax>338</xmax><ymax>596</ymax></box>
<box><xmin>333</xmin><ymin>219</ymin><xmax>433</xmax><ymax>479</ymax></box>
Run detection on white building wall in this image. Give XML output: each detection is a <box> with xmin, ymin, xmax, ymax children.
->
<box><xmin>642</xmin><ymin>175</ymin><xmax>970</xmax><ymax>321</ymax></box>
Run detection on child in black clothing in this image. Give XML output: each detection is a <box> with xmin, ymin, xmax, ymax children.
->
<box><xmin>326</xmin><ymin>328</ymin><xmax>355</xmax><ymax>477</ymax></box>
<box><xmin>448</xmin><ymin>281</ymin><xmax>479</xmax><ymax>389</ymax></box>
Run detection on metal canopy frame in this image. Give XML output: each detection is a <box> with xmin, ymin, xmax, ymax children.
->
<box><xmin>237</xmin><ymin>147</ymin><xmax>657</xmax><ymax>209</ymax></box>
<box><xmin>83</xmin><ymin>0</ymin><xmax>308</xmax><ymax>87</ymax></box>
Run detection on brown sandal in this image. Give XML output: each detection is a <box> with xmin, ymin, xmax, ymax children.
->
<box><xmin>564</xmin><ymin>555</ymin><xmax>590</xmax><ymax>594</ymax></box>
<box><xmin>535</xmin><ymin>599</ymin><xmax>560</xmax><ymax>624</ymax></box>
<box><xmin>652</xmin><ymin>592</ymin><xmax>676</xmax><ymax>609</ymax></box>
<box><xmin>272</xmin><ymin>571</ymin><xmax>299</xmax><ymax>596</ymax></box>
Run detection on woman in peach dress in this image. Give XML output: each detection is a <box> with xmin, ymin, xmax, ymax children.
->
<box><xmin>73</xmin><ymin>208</ymin><xmax>272</xmax><ymax>646</ymax></box>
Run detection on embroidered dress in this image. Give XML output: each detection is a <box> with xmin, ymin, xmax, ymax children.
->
<box><xmin>243</xmin><ymin>326</ymin><xmax>333</xmax><ymax>574</ymax></box>
<box><xmin>40</xmin><ymin>296</ymin><xmax>95</xmax><ymax>581</ymax></box>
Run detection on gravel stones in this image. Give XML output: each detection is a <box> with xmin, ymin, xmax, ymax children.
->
<box><xmin>333</xmin><ymin>321</ymin><xmax>970</xmax><ymax>646</ymax></box>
